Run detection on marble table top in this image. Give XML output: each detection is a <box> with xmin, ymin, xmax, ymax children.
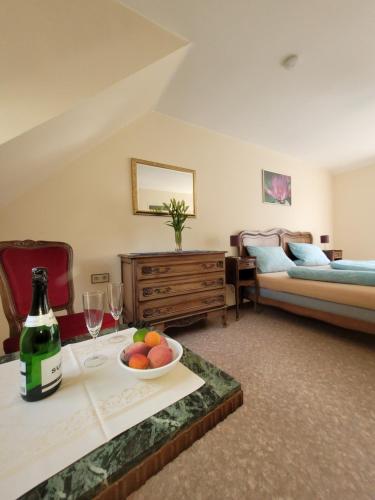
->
<box><xmin>1</xmin><ymin>329</ymin><xmax>241</xmax><ymax>499</ymax></box>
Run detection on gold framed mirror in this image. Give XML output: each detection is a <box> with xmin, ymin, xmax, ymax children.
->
<box><xmin>131</xmin><ymin>158</ymin><xmax>196</xmax><ymax>216</ymax></box>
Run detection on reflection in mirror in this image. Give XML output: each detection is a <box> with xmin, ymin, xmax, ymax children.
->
<box><xmin>131</xmin><ymin>159</ymin><xmax>196</xmax><ymax>216</ymax></box>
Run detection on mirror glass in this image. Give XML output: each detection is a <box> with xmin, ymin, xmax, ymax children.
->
<box><xmin>132</xmin><ymin>159</ymin><xmax>196</xmax><ymax>216</ymax></box>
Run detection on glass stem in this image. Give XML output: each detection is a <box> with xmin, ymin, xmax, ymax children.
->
<box><xmin>92</xmin><ymin>332</ymin><xmax>99</xmax><ymax>358</ymax></box>
<box><xmin>115</xmin><ymin>318</ymin><xmax>119</xmax><ymax>334</ymax></box>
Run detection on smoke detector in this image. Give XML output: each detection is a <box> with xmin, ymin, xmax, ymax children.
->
<box><xmin>281</xmin><ymin>54</ymin><xmax>299</xmax><ymax>70</ymax></box>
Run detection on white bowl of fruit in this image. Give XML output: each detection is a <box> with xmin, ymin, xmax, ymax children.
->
<box><xmin>118</xmin><ymin>329</ymin><xmax>183</xmax><ymax>380</ymax></box>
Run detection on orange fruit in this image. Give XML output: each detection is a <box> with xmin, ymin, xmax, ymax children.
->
<box><xmin>128</xmin><ymin>353</ymin><xmax>149</xmax><ymax>369</ymax></box>
<box><xmin>144</xmin><ymin>331</ymin><xmax>161</xmax><ymax>347</ymax></box>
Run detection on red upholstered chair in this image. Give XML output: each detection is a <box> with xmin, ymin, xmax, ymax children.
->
<box><xmin>0</xmin><ymin>240</ymin><xmax>115</xmax><ymax>354</ymax></box>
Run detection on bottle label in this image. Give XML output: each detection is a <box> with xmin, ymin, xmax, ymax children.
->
<box><xmin>41</xmin><ymin>352</ymin><xmax>62</xmax><ymax>393</ymax></box>
<box><xmin>24</xmin><ymin>309</ymin><xmax>58</xmax><ymax>328</ymax></box>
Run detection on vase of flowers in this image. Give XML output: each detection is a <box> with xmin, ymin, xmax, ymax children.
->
<box><xmin>162</xmin><ymin>198</ymin><xmax>190</xmax><ymax>251</ymax></box>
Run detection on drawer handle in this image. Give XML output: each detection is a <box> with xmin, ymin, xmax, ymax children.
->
<box><xmin>143</xmin><ymin>307</ymin><xmax>169</xmax><ymax>318</ymax></box>
<box><xmin>202</xmin><ymin>261</ymin><xmax>223</xmax><ymax>270</ymax></box>
<box><xmin>202</xmin><ymin>263</ymin><xmax>215</xmax><ymax>270</ymax></box>
<box><xmin>202</xmin><ymin>279</ymin><xmax>224</xmax><ymax>287</ymax></box>
<box><xmin>143</xmin><ymin>308</ymin><xmax>154</xmax><ymax>318</ymax></box>
<box><xmin>143</xmin><ymin>286</ymin><xmax>172</xmax><ymax>297</ymax></box>
<box><xmin>202</xmin><ymin>295</ymin><xmax>224</xmax><ymax>305</ymax></box>
<box><xmin>142</xmin><ymin>266</ymin><xmax>171</xmax><ymax>275</ymax></box>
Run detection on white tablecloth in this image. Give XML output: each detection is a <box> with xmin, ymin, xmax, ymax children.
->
<box><xmin>0</xmin><ymin>329</ymin><xmax>204</xmax><ymax>499</ymax></box>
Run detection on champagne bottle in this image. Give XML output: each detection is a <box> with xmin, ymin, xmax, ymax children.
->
<box><xmin>20</xmin><ymin>267</ymin><xmax>62</xmax><ymax>402</ymax></box>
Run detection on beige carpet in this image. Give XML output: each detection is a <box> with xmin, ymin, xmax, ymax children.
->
<box><xmin>129</xmin><ymin>306</ymin><xmax>375</xmax><ymax>500</ymax></box>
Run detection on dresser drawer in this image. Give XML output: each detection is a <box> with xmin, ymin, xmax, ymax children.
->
<box><xmin>238</xmin><ymin>258</ymin><xmax>256</xmax><ymax>269</ymax></box>
<box><xmin>322</xmin><ymin>249</ymin><xmax>343</xmax><ymax>261</ymax></box>
<box><xmin>136</xmin><ymin>255</ymin><xmax>225</xmax><ymax>280</ymax></box>
<box><xmin>138</xmin><ymin>272</ymin><xmax>224</xmax><ymax>301</ymax></box>
<box><xmin>139</xmin><ymin>289</ymin><xmax>225</xmax><ymax>321</ymax></box>
<box><xmin>332</xmin><ymin>250</ymin><xmax>342</xmax><ymax>260</ymax></box>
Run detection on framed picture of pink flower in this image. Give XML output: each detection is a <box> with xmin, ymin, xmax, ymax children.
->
<box><xmin>262</xmin><ymin>170</ymin><xmax>291</xmax><ymax>206</ymax></box>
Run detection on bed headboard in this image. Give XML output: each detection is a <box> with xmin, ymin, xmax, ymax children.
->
<box><xmin>238</xmin><ymin>228</ymin><xmax>282</xmax><ymax>257</ymax></box>
<box><xmin>281</xmin><ymin>230</ymin><xmax>313</xmax><ymax>258</ymax></box>
<box><xmin>237</xmin><ymin>228</ymin><xmax>313</xmax><ymax>258</ymax></box>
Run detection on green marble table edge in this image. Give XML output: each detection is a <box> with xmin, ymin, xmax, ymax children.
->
<box><xmin>1</xmin><ymin>328</ymin><xmax>241</xmax><ymax>500</ymax></box>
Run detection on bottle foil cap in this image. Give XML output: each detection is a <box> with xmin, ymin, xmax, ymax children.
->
<box><xmin>31</xmin><ymin>267</ymin><xmax>48</xmax><ymax>283</ymax></box>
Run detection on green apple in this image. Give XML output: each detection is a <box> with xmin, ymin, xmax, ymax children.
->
<box><xmin>133</xmin><ymin>327</ymin><xmax>149</xmax><ymax>343</ymax></box>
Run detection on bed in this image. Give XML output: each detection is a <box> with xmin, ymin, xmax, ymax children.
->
<box><xmin>235</xmin><ymin>228</ymin><xmax>375</xmax><ymax>335</ymax></box>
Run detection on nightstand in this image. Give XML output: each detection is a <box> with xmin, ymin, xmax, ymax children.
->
<box><xmin>225</xmin><ymin>257</ymin><xmax>258</xmax><ymax>320</ymax></box>
<box><xmin>323</xmin><ymin>250</ymin><xmax>343</xmax><ymax>261</ymax></box>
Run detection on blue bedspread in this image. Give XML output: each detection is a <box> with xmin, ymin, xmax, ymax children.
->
<box><xmin>288</xmin><ymin>267</ymin><xmax>375</xmax><ymax>287</ymax></box>
<box><xmin>331</xmin><ymin>259</ymin><xmax>375</xmax><ymax>272</ymax></box>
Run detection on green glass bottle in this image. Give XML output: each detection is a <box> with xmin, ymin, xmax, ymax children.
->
<box><xmin>20</xmin><ymin>267</ymin><xmax>62</xmax><ymax>402</ymax></box>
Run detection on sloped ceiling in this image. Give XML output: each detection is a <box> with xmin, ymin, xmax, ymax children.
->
<box><xmin>0</xmin><ymin>0</ymin><xmax>185</xmax><ymax>145</ymax></box>
<box><xmin>0</xmin><ymin>47</ymin><xmax>188</xmax><ymax>207</ymax></box>
<box><xmin>121</xmin><ymin>0</ymin><xmax>375</xmax><ymax>171</ymax></box>
<box><xmin>0</xmin><ymin>0</ymin><xmax>188</xmax><ymax>207</ymax></box>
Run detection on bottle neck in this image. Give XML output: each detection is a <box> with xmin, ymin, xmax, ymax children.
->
<box><xmin>29</xmin><ymin>282</ymin><xmax>50</xmax><ymax>316</ymax></box>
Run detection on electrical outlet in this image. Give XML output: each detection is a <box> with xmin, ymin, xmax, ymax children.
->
<box><xmin>91</xmin><ymin>273</ymin><xmax>110</xmax><ymax>284</ymax></box>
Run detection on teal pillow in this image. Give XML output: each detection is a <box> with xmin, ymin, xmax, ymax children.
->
<box><xmin>288</xmin><ymin>242</ymin><xmax>330</xmax><ymax>266</ymax></box>
<box><xmin>247</xmin><ymin>246</ymin><xmax>296</xmax><ymax>273</ymax></box>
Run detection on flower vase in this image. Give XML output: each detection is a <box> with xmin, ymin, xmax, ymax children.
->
<box><xmin>175</xmin><ymin>230</ymin><xmax>182</xmax><ymax>252</ymax></box>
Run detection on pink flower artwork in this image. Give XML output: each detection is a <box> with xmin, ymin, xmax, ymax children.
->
<box><xmin>262</xmin><ymin>170</ymin><xmax>291</xmax><ymax>205</ymax></box>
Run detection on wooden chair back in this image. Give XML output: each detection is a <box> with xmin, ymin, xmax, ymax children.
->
<box><xmin>0</xmin><ymin>240</ymin><xmax>75</xmax><ymax>338</ymax></box>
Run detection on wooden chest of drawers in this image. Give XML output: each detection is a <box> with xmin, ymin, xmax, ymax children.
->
<box><xmin>119</xmin><ymin>251</ymin><xmax>227</xmax><ymax>330</ymax></box>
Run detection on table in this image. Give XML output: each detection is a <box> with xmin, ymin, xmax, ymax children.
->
<box><xmin>225</xmin><ymin>256</ymin><xmax>258</xmax><ymax>319</ymax></box>
<box><xmin>323</xmin><ymin>249</ymin><xmax>343</xmax><ymax>261</ymax></box>
<box><xmin>1</xmin><ymin>329</ymin><xmax>243</xmax><ymax>499</ymax></box>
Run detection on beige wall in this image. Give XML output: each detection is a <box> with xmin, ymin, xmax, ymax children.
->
<box><xmin>333</xmin><ymin>164</ymin><xmax>375</xmax><ymax>259</ymax></box>
<box><xmin>0</xmin><ymin>111</ymin><xmax>332</xmax><ymax>350</ymax></box>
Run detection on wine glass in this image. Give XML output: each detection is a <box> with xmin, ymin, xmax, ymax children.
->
<box><xmin>82</xmin><ymin>291</ymin><xmax>106</xmax><ymax>368</ymax></box>
<box><xmin>107</xmin><ymin>282</ymin><xmax>125</xmax><ymax>343</ymax></box>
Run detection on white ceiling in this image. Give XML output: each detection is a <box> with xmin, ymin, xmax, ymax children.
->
<box><xmin>121</xmin><ymin>0</ymin><xmax>375</xmax><ymax>170</ymax></box>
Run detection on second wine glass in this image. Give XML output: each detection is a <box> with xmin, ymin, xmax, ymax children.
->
<box><xmin>82</xmin><ymin>291</ymin><xmax>106</xmax><ymax>368</ymax></box>
<box><xmin>107</xmin><ymin>282</ymin><xmax>125</xmax><ymax>343</ymax></box>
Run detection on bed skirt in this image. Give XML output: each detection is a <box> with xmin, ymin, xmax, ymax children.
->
<box><xmin>244</xmin><ymin>287</ymin><xmax>375</xmax><ymax>335</ymax></box>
